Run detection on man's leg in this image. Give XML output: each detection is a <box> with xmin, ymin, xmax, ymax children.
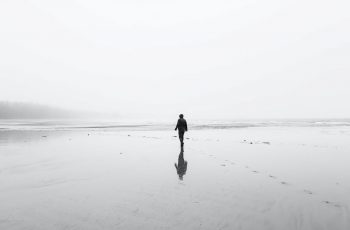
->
<box><xmin>179</xmin><ymin>131</ymin><xmax>184</xmax><ymax>145</ymax></box>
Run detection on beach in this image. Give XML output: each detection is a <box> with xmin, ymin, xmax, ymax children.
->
<box><xmin>0</xmin><ymin>121</ymin><xmax>350</xmax><ymax>230</ymax></box>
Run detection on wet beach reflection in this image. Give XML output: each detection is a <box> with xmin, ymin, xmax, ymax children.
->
<box><xmin>175</xmin><ymin>146</ymin><xmax>187</xmax><ymax>180</ymax></box>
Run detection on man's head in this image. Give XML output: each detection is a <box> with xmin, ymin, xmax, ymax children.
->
<box><xmin>179</xmin><ymin>114</ymin><xmax>184</xmax><ymax>119</ymax></box>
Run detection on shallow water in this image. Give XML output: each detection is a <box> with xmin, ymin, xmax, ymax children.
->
<box><xmin>1</xmin><ymin>118</ymin><xmax>350</xmax><ymax>131</ymax></box>
<box><xmin>0</xmin><ymin>121</ymin><xmax>350</xmax><ymax>229</ymax></box>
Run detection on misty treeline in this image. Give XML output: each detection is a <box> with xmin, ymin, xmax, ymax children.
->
<box><xmin>0</xmin><ymin>101</ymin><xmax>82</xmax><ymax>119</ymax></box>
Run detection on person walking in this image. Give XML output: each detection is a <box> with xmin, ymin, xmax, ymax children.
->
<box><xmin>175</xmin><ymin>114</ymin><xmax>188</xmax><ymax>146</ymax></box>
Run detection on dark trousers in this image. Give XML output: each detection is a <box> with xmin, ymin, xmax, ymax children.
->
<box><xmin>178</xmin><ymin>130</ymin><xmax>185</xmax><ymax>144</ymax></box>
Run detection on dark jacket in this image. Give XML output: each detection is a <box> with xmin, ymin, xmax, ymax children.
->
<box><xmin>175</xmin><ymin>118</ymin><xmax>188</xmax><ymax>132</ymax></box>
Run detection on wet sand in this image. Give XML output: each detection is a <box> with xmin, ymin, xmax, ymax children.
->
<box><xmin>0</xmin><ymin>126</ymin><xmax>350</xmax><ymax>229</ymax></box>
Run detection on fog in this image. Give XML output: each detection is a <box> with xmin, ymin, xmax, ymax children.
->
<box><xmin>1</xmin><ymin>0</ymin><xmax>349</xmax><ymax>120</ymax></box>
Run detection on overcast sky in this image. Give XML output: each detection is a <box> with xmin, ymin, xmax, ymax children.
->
<box><xmin>1</xmin><ymin>0</ymin><xmax>349</xmax><ymax>119</ymax></box>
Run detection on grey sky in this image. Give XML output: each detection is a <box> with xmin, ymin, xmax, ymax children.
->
<box><xmin>1</xmin><ymin>0</ymin><xmax>350</xmax><ymax>119</ymax></box>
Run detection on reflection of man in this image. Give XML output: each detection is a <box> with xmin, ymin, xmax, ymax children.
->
<box><xmin>175</xmin><ymin>147</ymin><xmax>187</xmax><ymax>180</ymax></box>
<box><xmin>174</xmin><ymin>114</ymin><xmax>188</xmax><ymax>146</ymax></box>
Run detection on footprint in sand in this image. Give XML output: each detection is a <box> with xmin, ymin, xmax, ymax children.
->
<box><xmin>252</xmin><ymin>170</ymin><xmax>259</xmax><ymax>173</ymax></box>
<box><xmin>322</xmin><ymin>201</ymin><xmax>340</xmax><ymax>207</ymax></box>
<box><xmin>303</xmin><ymin>190</ymin><xmax>313</xmax><ymax>195</ymax></box>
<box><xmin>269</xmin><ymin>175</ymin><xmax>276</xmax><ymax>179</ymax></box>
<box><xmin>323</xmin><ymin>200</ymin><xmax>340</xmax><ymax>207</ymax></box>
<box><xmin>221</xmin><ymin>164</ymin><xmax>226</xmax><ymax>167</ymax></box>
<box><xmin>280</xmin><ymin>181</ymin><xmax>288</xmax><ymax>185</ymax></box>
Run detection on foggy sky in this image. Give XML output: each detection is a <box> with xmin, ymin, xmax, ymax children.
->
<box><xmin>1</xmin><ymin>0</ymin><xmax>350</xmax><ymax>119</ymax></box>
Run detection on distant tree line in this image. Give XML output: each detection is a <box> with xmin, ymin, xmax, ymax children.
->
<box><xmin>0</xmin><ymin>101</ymin><xmax>81</xmax><ymax>119</ymax></box>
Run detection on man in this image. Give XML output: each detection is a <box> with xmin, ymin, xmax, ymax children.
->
<box><xmin>175</xmin><ymin>114</ymin><xmax>188</xmax><ymax>146</ymax></box>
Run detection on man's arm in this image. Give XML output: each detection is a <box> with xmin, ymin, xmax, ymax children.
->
<box><xmin>185</xmin><ymin>120</ymin><xmax>188</xmax><ymax>131</ymax></box>
<box><xmin>175</xmin><ymin>120</ymin><xmax>179</xmax><ymax>130</ymax></box>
